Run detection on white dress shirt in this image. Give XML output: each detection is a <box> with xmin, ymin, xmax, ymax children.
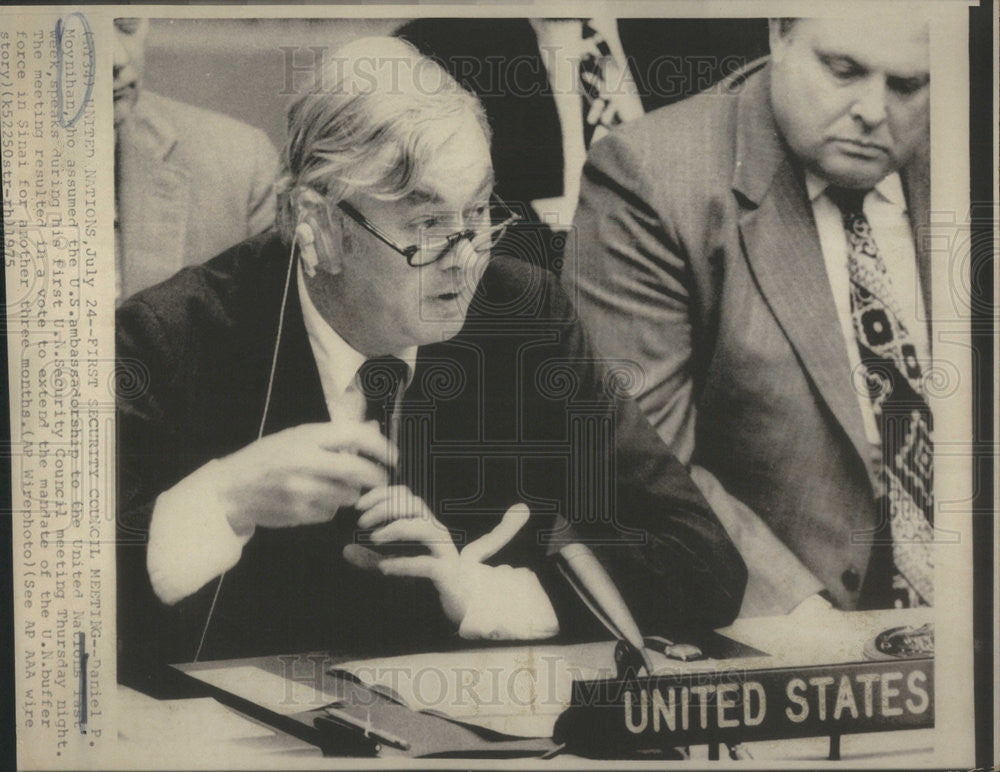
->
<box><xmin>806</xmin><ymin>172</ymin><xmax>930</xmax><ymax>447</ymax></box>
<box><xmin>297</xmin><ymin>264</ymin><xmax>419</xmax><ymax>426</ymax></box>
<box><xmin>146</xmin><ymin>264</ymin><xmax>558</xmax><ymax>640</ymax></box>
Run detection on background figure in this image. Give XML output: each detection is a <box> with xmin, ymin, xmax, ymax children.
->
<box><xmin>397</xmin><ymin>17</ymin><xmax>768</xmax><ymax>271</ymax></box>
<box><xmin>114</xmin><ymin>18</ymin><xmax>279</xmax><ymax>301</ymax></box>
<box><xmin>564</xmin><ymin>17</ymin><xmax>932</xmax><ymax>616</ymax></box>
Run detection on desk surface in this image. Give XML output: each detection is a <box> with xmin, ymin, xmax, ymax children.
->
<box><xmin>139</xmin><ymin>607</ymin><xmax>935</xmax><ymax>764</ymax></box>
<box><xmin>115</xmin><ymin>684</ymin><xmax>934</xmax><ymax>766</ymax></box>
<box><xmin>115</xmin><ymin>686</ymin><xmax>323</xmax><ymax>768</ymax></box>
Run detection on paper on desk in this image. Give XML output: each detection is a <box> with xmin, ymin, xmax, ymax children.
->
<box><xmin>332</xmin><ymin>642</ymin><xmax>619</xmax><ymax>738</ymax></box>
<box><xmin>117</xmin><ymin>686</ymin><xmax>276</xmax><ymax>742</ymax></box>
<box><xmin>719</xmin><ymin>607</ymin><xmax>935</xmax><ymax>666</ymax></box>
<box><xmin>116</xmin><ymin>686</ymin><xmax>298</xmax><ymax>769</ymax></box>
<box><xmin>193</xmin><ymin>665</ymin><xmax>336</xmax><ymax>715</ymax></box>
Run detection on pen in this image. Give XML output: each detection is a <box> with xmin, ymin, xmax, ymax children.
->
<box><xmin>77</xmin><ymin>633</ymin><xmax>88</xmax><ymax>735</ymax></box>
<box><xmin>322</xmin><ymin>705</ymin><xmax>411</xmax><ymax>751</ymax></box>
<box><xmin>729</xmin><ymin>743</ymin><xmax>754</xmax><ymax>759</ymax></box>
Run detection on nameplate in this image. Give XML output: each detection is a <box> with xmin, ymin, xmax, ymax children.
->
<box><xmin>555</xmin><ymin>658</ymin><xmax>933</xmax><ymax>751</ymax></box>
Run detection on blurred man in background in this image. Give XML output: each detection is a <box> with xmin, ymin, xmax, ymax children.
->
<box><xmin>114</xmin><ymin>17</ymin><xmax>278</xmax><ymax>301</ymax></box>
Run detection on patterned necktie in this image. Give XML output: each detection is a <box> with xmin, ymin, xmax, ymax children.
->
<box><xmin>579</xmin><ymin>20</ymin><xmax>625</xmax><ymax>147</ymax></box>
<box><xmin>357</xmin><ymin>355</ymin><xmax>408</xmax><ymax>440</ymax></box>
<box><xmin>828</xmin><ymin>186</ymin><xmax>933</xmax><ymax>607</ymax></box>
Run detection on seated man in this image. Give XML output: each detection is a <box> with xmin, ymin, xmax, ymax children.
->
<box><xmin>116</xmin><ymin>36</ymin><xmax>745</xmax><ymax>687</ymax></box>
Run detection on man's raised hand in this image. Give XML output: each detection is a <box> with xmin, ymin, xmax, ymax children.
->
<box><xmin>216</xmin><ymin>421</ymin><xmax>396</xmax><ymax>535</ymax></box>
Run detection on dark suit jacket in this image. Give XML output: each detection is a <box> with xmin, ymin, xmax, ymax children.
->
<box><xmin>564</xmin><ymin>60</ymin><xmax>931</xmax><ymax>614</ymax></box>
<box><xmin>117</xmin><ymin>91</ymin><xmax>278</xmax><ymax>299</ymax></box>
<box><xmin>116</xmin><ymin>229</ymin><xmax>746</xmax><ymax>685</ymax></box>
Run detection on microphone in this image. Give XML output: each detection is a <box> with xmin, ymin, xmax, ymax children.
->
<box><xmin>295</xmin><ymin>219</ymin><xmax>320</xmax><ymax>277</ymax></box>
<box><xmin>554</xmin><ymin>541</ymin><xmax>654</xmax><ymax>675</ymax></box>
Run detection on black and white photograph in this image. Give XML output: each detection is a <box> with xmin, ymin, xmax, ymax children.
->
<box><xmin>1</xmin><ymin>3</ymin><xmax>995</xmax><ymax>769</ymax></box>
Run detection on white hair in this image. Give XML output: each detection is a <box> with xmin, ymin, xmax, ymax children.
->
<box><xmin>277</xmin><ymin>36</ymin><xmax>491</xmax><ymax>240</ymax></box>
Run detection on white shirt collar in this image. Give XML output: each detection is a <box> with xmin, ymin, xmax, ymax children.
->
<box><xmin>296</xmin><ymin>264</ymin><xmax>418</xmax><ymax>403</ymax></box>
<box><xmin>805</xmin><ymin>170</ymin><xmax>907</xmax><ymax>210</ymax></box>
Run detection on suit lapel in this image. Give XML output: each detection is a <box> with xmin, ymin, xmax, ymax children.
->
<box><xmin>733</xmin><ymin>64</ymin><xmax>874</xmax><ymax>479</ymax></box>
<box><xmin>739</xmin><ymin>167</ymin><xmax>874</xmax><ymax>474</ymax></box>
<box><xmin>118</xmin><ymin>93</ymin><xmax>190</xmax><ymax>296</ymax></box>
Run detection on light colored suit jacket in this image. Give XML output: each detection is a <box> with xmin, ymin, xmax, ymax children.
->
<box><xmin>117</xmin><ymin>91</ymin><xmax>278</xmax><ymax>300</ymax></box>
<box><xmin>564</xmin><ymin>59</ymin><xmax>931</xmax><ymax>615</ymax></box>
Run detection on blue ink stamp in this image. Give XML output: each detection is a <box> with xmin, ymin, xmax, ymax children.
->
<box><xmin>56</xmin><ymin>12</ymin><xmax>94</xmax><ymax>129</ymax></box>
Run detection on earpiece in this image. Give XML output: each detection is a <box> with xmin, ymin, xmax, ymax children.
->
<box><xmin>291</xmin><ymin>187</ymin><xmax>341</xmax><ymax>277</ymax></box>
<box><xmin>294</xmin><ymin>217</ymin><xmax>320</xmax><ymax>277</ymax></box>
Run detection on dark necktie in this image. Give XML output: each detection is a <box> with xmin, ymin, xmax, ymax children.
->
<box><xmin>354</xmin><ymin>356</ymin><xmax>409</xmax><ymax>551</ymax></box>
<box><xmin>357</xmin><ymin>355</ymin><xmax>408</xmax><ymax>440</ymax></box>
<box><xmin>579</xmin><ymin>20</ymin><xmax>624</xmax><ymax>147</ymax></box>
<box><xmin>827</xmin><ymin>186</ymin><xmax>934</xmax><ymax>607</ymax></box>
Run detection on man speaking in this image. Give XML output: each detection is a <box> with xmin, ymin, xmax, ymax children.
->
<box><xmin>116</xmin><ymin>36</ymin><xmax>745</xmax><ymax>685</ymax></box>
<box><xmin>564</xmin><ymin>17</ymin><xmax>932</xmax><ymax>615</ymax></box>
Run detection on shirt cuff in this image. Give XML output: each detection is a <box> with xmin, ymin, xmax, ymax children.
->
<box><xmin>147</xmin><ymin>459</ymin><xmax>254</xmax><ymax>605</ymax></box>
<box><xmin>458</xmin><ymin>564</ymin><xmax>560</xmax><ymax>641</ymax></box>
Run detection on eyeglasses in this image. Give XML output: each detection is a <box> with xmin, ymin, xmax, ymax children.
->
<box><xmin>336</xmin><ymin>197</ymin><xmax>521</xmax><ymax>267</ymax></box>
